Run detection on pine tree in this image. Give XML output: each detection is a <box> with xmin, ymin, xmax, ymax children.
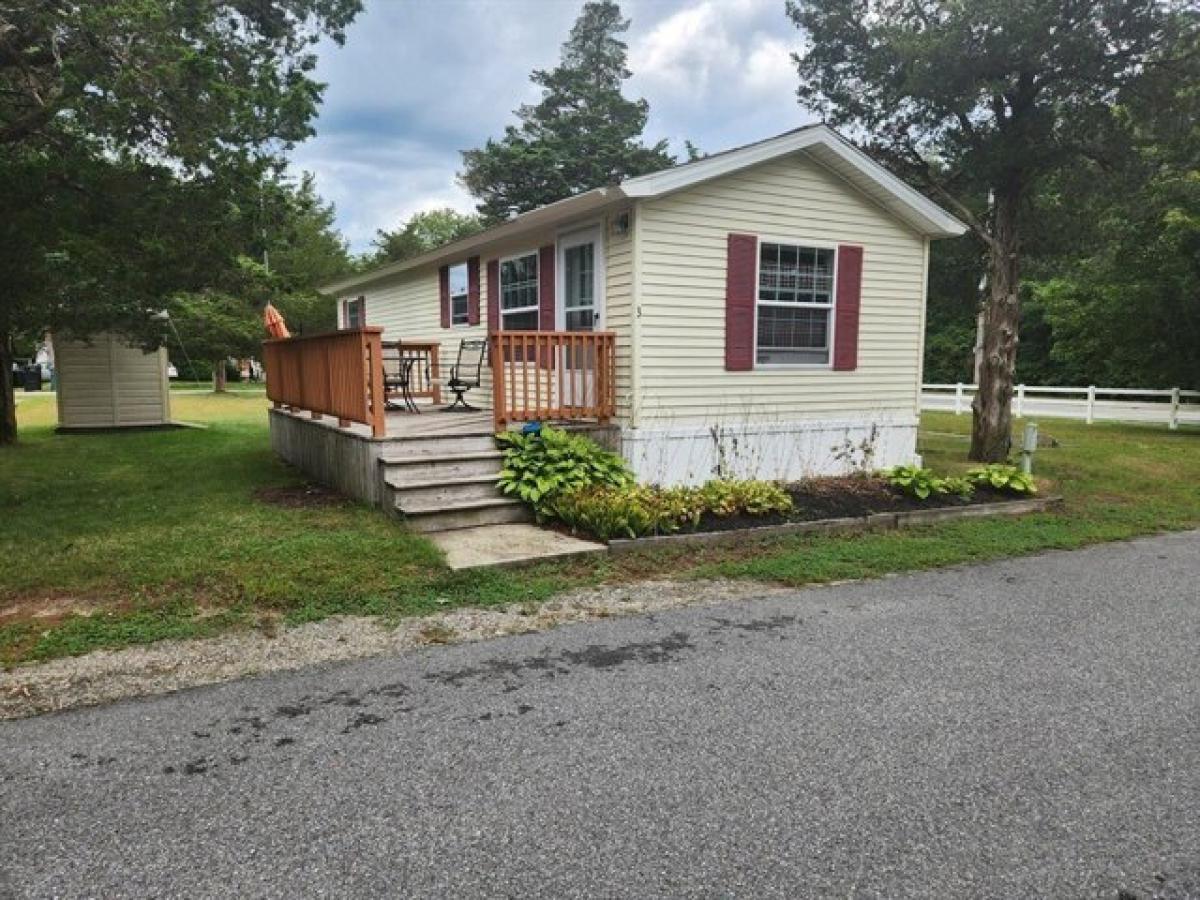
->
<box><xmin>459</xmin><ymin>1</ymin><xmax>675</xmax><ymax>222</ymax></box>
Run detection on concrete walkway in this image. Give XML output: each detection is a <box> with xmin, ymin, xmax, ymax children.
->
<box><xmin>428</xmin><ymin>522</ymin><xmax>605</xmax><ymax>569</ymax></box>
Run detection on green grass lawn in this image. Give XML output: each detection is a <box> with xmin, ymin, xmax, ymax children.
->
<box><xmin>170</xmin><ymin>380</ymin><xmax>266</xmax><ymax>392</ymax></box>
<box><xmin>2</xmin><ymin>392</ymin><xmax>1197</xmax><ymax>667</ymax></box>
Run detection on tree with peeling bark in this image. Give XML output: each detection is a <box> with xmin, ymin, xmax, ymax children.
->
<box><xmin>0</xmin><ymin>0</ymin><xmax>360</xmax><ymax>445</ymax></box>
<box><xmin>788</xmin><ymin>0</ymin><xmax>1184</xmax><ymax>461</ymax></box>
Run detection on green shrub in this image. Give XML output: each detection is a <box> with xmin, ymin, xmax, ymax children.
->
<box><xmin>496</xmin><ymin>426</ymin><xmax>633</xmax><ymax>515</ymax></box>
<box><xmin>887</xmin><ymin>465</ymin><xmax>976</xmax><ymax>501</ymax></box>
<box><xmin>887</xmin><ymin>465</ymin><xmax>944</xmax><ymax>500</ymax></box>
<box><xmin>548</xmin><ymin>478</ymin><xmax>794</xmax><ymax>540</ymax></box>
<box><xmin>729</xmin><ymin>480</ymin><xmax>794</xmax><ymax>516</ymax></box>
<box><xmin>547</xmin><ymin>485</ymin><xmax>666</xmax><ymax>540</ymax></box>
<box><xmin>940</xmin><ymin>475</ymin><xmax>977</xmax><ymax>500</ymax></box>
<box><xmin>967</xmin><ymin>463</ymin><xmax>1037</xmax><ymax>494</ymax></box>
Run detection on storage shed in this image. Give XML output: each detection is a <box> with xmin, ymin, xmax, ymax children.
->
<box><xmin>53</xmin><ymin>333</ymin><xmax>174</xmax><ymax>431</ymax></box>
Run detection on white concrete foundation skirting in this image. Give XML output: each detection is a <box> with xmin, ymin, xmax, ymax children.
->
<box><xmin>619</xmin><ymin>416</ymin><xmax>919</xmax><ymax>486</ymax></box>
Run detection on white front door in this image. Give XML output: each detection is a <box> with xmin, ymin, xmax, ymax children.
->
<box><xmin>557</xmin><ymin>226</ymin><xmax>604</xmax><ymax>331</ymax></box>
<box><xmin>556</xmin><ymin>227</ymin><xmax>604</xmax><ymax>408</ymax></box>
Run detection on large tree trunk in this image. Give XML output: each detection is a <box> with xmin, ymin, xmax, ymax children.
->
<box><xmin>212</xmin><ymin>359</ymin><xmax>227</xmax><ymax>393</ymax></box>
<box><xmin>0</xmin><ymin>335</ymin><xmax>16</xmax><ymax>445</ymax></box>
<box><xmin>970</xmin><ymin>186</ymin><xmax>1022</xmax><ymax>462</ymax></box>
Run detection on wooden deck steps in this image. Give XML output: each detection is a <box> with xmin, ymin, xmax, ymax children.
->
<box><xmin>379</xmin><ymin>432</ymin><xmax>528</xmax><ymax>532</ymax></box>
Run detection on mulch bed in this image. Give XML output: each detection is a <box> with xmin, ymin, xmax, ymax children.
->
<box><xmin>688</xmin><ymin>476</ymin><xmax>1015</xmax><ymax>534</ymax></box>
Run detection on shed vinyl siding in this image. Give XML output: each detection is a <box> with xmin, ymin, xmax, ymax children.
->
<box><xmin>634</xmin><ymin>152</ymin><xmax>927</xmax><ymax>426</ymax></box>
<box><xmin>54</xmin><ymin>334</ymin><xmax>171</xmax><ymax>428</ymax></box>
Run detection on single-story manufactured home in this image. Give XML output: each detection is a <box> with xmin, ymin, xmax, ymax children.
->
<box><xmin>265</xmin><ymin>125</ymin><xmax>965</xmax><ymax>530</ymax></box>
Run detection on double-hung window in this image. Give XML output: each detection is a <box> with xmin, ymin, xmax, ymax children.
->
<box><xmin>344</xmin><ymin>296</ymin><xmax>364</xmax><ymax>329</ymax></box>
<box><xmin>756</xmin><ymin>242</ymin><xmax>835</xmax><ymax>366</ymax></box>
<box><xmin>448</xmin><ymin>262</ymin><xmax>469</xmax><ymax>326</ymax></box>
<box><xmin>499</xmin><ymin>251</ymin><xmax>539</xmax><ymax>330</ymax></box>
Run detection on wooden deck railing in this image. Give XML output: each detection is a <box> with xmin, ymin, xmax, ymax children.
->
<box><xmin>263</xmin><ymin>328</ymin><xmax>387</xmax><ymax>437</ymax></box>
<box><xmin>490</xmin><ymin>331</ymin><xmax>616</xmax><ymax>429</ymax></box>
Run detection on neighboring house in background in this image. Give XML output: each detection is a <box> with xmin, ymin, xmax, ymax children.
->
<box><xmin>316</xmin><ymin>125</ymin><xmax>965</xmax><ymax>485</ymax></box>
<box><xmin>53</xmin><ymin>333</ymin><xmax>174</xmax><ymax>431</ymax></box>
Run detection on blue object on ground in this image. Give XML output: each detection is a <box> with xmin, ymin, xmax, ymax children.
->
<box><xmin>521</xmin><ymin>421</ymin><xmax>543</xmax><ymax>435</ymax></box>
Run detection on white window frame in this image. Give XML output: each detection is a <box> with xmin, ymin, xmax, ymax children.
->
<box><xmin>753</xmin><ymin>236</ymin><xmax>838</xmax><ymax>370</ymax></box>
<box><xmin>448</xmin><ymin>262</ymin><xmax>470</xmax><ymax>328</ymax></box>
<box><xmin>555</xmin><ymin>223</ymin><xmax>606</xmax><ymax>331</ymax></box>
<box><xmin>343</xmin><ymin>295</ymin><xmax>365</xmax><ymax>329</ymax></box>
<box><xmin>498</xmin><ymin>249</ymin><xmax>540</xmax><ymax>331</ymax></box>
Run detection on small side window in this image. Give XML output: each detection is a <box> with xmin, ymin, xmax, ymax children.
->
<box><xmin>344</xmin><ymin>296</ymin><xmax>364</xmax><ymax>329</ymax></box>
<box><xmin>448</xmin><ymin>263</ymin><xmax>469</xmax><ymax>326</ymax></box>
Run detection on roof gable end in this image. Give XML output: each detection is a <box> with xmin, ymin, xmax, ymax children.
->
<box><xmin>620</xmin><ymin>125</ymin><xmax>966</xmax><ymax>239</ymax></box>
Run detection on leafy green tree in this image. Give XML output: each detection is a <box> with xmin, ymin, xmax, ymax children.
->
<box><xmin>459</xmin><ymin>0</ymin><xmax>675</xmax><ymax>222</ymax></box>
<box><xmin>163</xmin><ymin>175</ymin><xmax>353</xmax><ymax>389</ymax></box>
<box><xmin>370</xmin><ymin>208</ymin><xmax>484</xmax><ymax>265</ymax></box>
<box><xmin>166</xmin><ymin>290</ymin><xmax>262</xmax><ymax>390</ymax></box>
<box><xmin>259</xmin><ymin>174</ymin><xmax>354</xmax><ymax>335</ymax></box>
<box><xmin>789</xmin><ymin>0</ymin><xmax>1176</xmax><ymax>460</ymax></box>
<box><xmin>0</xmin><ymin>0</ymin><xmax>360</xmax><ymax>443</ymax></box>
<box><xmin>1031</xmin><ymin>28</ymin><xmax>1200</xmax><ymax>389</ymax></box>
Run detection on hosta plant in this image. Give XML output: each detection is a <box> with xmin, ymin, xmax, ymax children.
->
<box><xmin>496</xmin><ymin>426</ymin><xmax>633</xmax><ymax>516</ymax></box>
<box><xmin>887</xmin><ymin>465</ymin><xmax>976</xmax><ymax>501</ymax></box>
<box><xmin>967</xmin><ymin>464</ymin><xmax>1037</xmax><ymax>494</ymax></box>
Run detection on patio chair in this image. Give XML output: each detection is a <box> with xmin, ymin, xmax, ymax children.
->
<box><xmin>443</xmin><ymin>339</ymin><xmax>487</xmax><ymax>412</ymax></box>
<box><xmin>382</xmin><ymin>344</ymin><xmax>420</xmax><ymax>413</ymax></box>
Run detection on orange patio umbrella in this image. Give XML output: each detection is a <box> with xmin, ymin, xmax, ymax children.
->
<box><xmin>263</xmin><ymin>302</ymin><xmax>291</xmax><ymax>339</ymax></box>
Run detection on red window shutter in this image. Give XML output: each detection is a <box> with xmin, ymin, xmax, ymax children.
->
<box><xmin>486</xmin><ymin>259</ymin><xmax>500</xmax><ymax>332</ymax></box>
<box><xmin>833</xmin><ymin>245</ymin><xmax>863</xmax><ymax>371</ymax></box>
<box><xmin>538</xmin><ymin>244</ymin><xmax>556</xmax><ymax>331</ymax></box>
<box><xmin>725</xmin><ymin>233</ymin><xmax>757</xmax><ymax>371</ymax></box>
<box><xmin>467</xmin><ymin>256</ymin><xmax>481</xmax><ymax>325</ymax></box>
<box><xmin>438</xmin><ymin>265</ymin><xmax>450</xmax><ymax>329</ymax></box>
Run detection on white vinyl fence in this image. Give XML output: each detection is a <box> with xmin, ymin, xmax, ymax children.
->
<box><xmin>922</xmin><ymin>383</ymin><xmax>1200</xmax><ymax>430</ymax></box>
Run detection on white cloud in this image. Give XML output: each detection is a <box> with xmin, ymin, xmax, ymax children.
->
<box><xmin>289</xmin><ymin>0</ymin><xmax>810</xmax><ymax>252</ymax></box>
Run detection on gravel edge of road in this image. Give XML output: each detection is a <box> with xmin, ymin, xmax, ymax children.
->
<box><xmin>0</xmin><ymin>578</ymin><xmax>801</xmax><ymax>720</ymax></box>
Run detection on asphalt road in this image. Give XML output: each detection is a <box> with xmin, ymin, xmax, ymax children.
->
<box><xmin>3</xmin><ymin>532</ymin><xmax>1199</xmax><ymax>899</ymax></box>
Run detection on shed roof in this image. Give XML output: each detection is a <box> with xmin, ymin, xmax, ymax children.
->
<box><xmin>321</xmin><ymin>124</ymin><xmax>966</xmax><ymax>295</ymax></box>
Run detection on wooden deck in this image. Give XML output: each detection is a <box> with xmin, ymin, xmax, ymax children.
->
<box><xmin>268</xmin><ymin>400</ymin><xmax>618</xmax><ymax>528</ymax></box>
<box><xmin>282</xmin><ymin>403</ymin><xmax>494</xmax><ymax>440</ymax></box>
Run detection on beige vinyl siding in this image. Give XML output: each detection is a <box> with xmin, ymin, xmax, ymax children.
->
<box><xmin>634</xmin><ymin>151</ymin><xmax>928</xmax><ymax>426</ymax></box>
<box><xmin>349</xmin><ymin>214</ymin><xmax>635</xmax><ymax>421</ymax></box>
<box><xmin>603</xmin><ymin>209</ymin><xmax>634</xmax><ymax>419</ymax></box>
<box><xmin>55</xmin><ymin>334</ymin><xmax>171</xmax><ymax>428</ymax></box>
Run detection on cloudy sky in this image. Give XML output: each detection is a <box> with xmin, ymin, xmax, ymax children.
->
<box><xmin>291</xmin><ymin>0</ymin><xmax>811</xmax><ymax>252</ymax></box>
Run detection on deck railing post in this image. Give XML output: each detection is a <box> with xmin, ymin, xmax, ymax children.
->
<box><xmin>365</xmin><ymin>329</ymin><xmax>386</xmax><ymax>438</ymax></box>
<box><xmin>490</xmin><ymin>333</ymin><xmax>505</xmax><ymax>431</ymax></box>
<box><xmin>429</xmin><ymin>343</ymin><xmax>442</xmax><ymax>405</ymax></box>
